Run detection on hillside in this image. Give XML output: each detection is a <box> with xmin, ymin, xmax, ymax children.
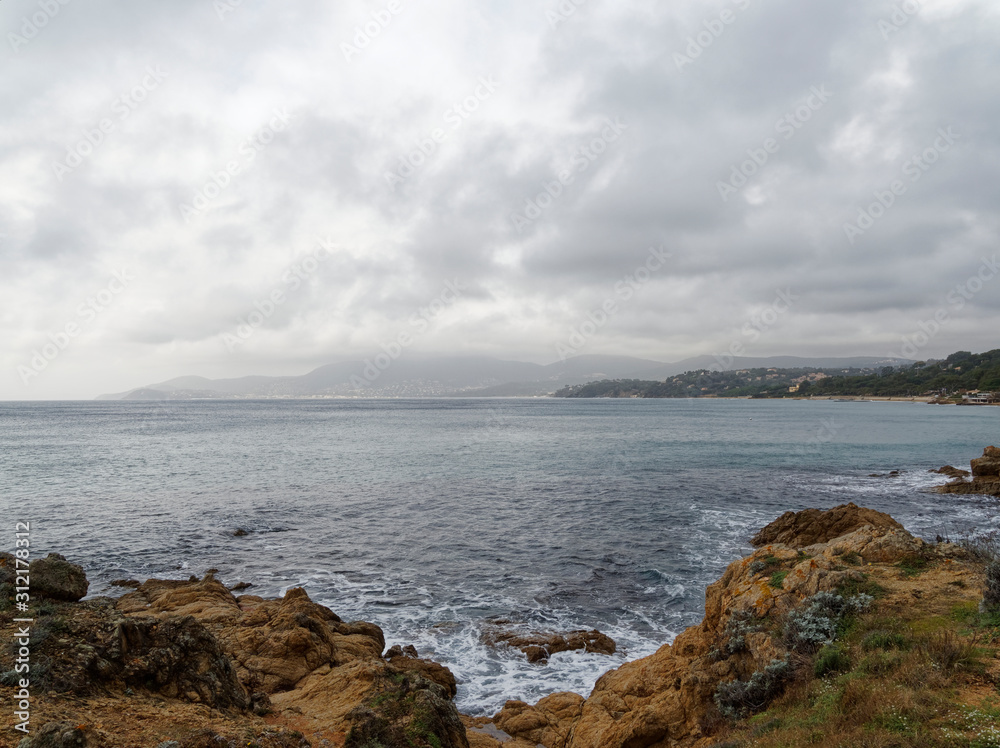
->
<box><xmin>553</xmin><ymin>349</ymin><xmax>1000</xmax><ymax>400</ymax></box>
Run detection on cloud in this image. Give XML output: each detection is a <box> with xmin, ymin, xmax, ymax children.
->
<box><xmin>1</xmin><ymin>0</ymin><xmax>998</xmax><ymax>398</ymax></box>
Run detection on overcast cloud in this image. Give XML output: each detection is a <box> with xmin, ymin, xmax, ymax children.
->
<box><xmin>1</xmin><ymin>0</ymin><xmax>998</xmax><ymax>398</ymax></box>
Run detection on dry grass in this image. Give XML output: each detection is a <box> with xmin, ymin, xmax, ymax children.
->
<box><xmin>713</xmin><ymin>550</ymin><xmax>1000</xmax><ymax>748</ymax></box>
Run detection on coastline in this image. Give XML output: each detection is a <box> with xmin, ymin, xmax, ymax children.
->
<box><xmin>3</xmin><ymin>448</ymin><xmax>999</xmax><ymax>747</ymax></box>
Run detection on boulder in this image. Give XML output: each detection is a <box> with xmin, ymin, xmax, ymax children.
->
<box><xmin>494</xmin><ymin>692</ymin><xmax>585</xmax><ymax>747</ymax></box>
<box><xmin>30</xmin><ymin>553</ymin><xmax>89</xmax><ymax>602</ymax></box>
<box><xmin>482</xmin><ymin>628</ymin><xmax>616</xmax><ymax>664</ymax></box>
<box><xmin>750</xmin><ymin>503</ymin><xmax>903</xmax><ymax>548</ymax></box>
<box><xmin>118</xmin><ymin>577</ymin><xmax>385</xmax><ymax>693</ymax></box>
<box><xmin>930</xmin><ymin>465</ymin><xmax>971</xmax><ymax>478</ymax></box>
<box><xmin>17</xmin><ymin>598</ymin><xmax>249</xmax><ymax>710</ymax></box>
<box><xmin>936</xmin><ymin>447</ymin><xmax>1000</xmax><ymax>497</ymax></box>
<box><xmin>971</xmin><ymin>445</ymin><xmax>1000</xmax><ymax>479</ymax></box>
<box><xmin>385</xmin><ymin>644</ymin><xmax>459</xmax><ymax>697</ymax></box>
<box><xmin>343</xmin><ymin>673</ymin><xmax>469</xmax><ymax>748</ymax></box>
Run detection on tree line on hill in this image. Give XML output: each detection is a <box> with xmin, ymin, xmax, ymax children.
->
<box><xmin>552</xmin><ymin>349</ymin><xmax>1000</xmax><ymax>399</ymax></box>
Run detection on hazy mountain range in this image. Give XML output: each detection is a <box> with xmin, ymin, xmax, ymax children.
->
<box><xmin>96</xmin><ymin>354</ymin><xmax>912</xmax><ymax>400</ymax></box>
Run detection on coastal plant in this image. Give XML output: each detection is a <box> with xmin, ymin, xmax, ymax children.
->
<box><xmin>768</xmin><ymin>571</ymin><xmax>789</xmax><ymax>589</ymax></box>
<box><xmin>983</xmin><ymin>560</ymin><xmax>1000</xmax><ymax>613</ymax></box>
<box><xmin>714</xmin><ymin>657</ymin><xmax>793</xmax><ymax>721</ymax></box>
<box><xmin>863</xmin><ymin>631</ymin><xmax>908</xmax><ymax>651</ymax></box>
<box><xmin>721</xmin><ymin>609</ymin><xmax>765</xmax><ymax>655</ymax></box>
<box><xmin>919</xmin><ymin>630</ymin><xmax>982</xmax><ymax>674</ymax></box>
<box><xmin>784</xmin><ymin>591</ymin><xmax>872</xmax><ymax>652</ymax></box>
<box><xmin>813</xmin><ymin>644</ymin><xmax>850</xmax><ymax>677</ymax></box>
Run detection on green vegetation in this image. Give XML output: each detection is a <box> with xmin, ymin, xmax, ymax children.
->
<box><xmin>708</xmin><ymin>545</ymin><xmax>1000</xmax><ymax>748</ymax></box>
<box><xmin>553</xmin><ymin>348</ymin><xmax>1000</xmax><ymax>400</ymax></box>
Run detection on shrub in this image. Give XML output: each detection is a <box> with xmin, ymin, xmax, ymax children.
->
<box><xmin>813</xmin><ymin>644</ymin><xmax>850</xmax><ymax>677</ymax></box>
<box><xmin>842</xmin><ymin>551</ymin><xmax>862</xmax><ymax>566</ymax></box>
<box><xmin>714</xmin><ymin>657</ymin><xmax>793</xmax><ymax>721</ymax></box>
<box><xmin>896</xmin><ymin>555</ymin><xmax>932</xmax><ymax>577</ymax></box>
<box><xmin>919</xmin><ymin>630</ymin><xmax>981</xmax><ymax>673</ymax></box>
<box><xmin>722</xmin><ymin>609</ymin><xmax>764</xmax><ymax>655</ymax></box>
<box><xmin>983</xmin><ymin>560</ymin><xmax>1000</xmax><ymax>613</ymax></box>
<box><xmin>784</xmin><ymin>591</ymin><xmax>872</xmax><ymax>652</ymax></box>
<box><xmin>863</xmin><ymin>631</ymin><xmax>908</xmax><ymax>651</ymax></box>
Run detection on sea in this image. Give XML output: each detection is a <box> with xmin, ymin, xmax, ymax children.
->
<box><xmin>1</xmin><ymin>398</ymin><xmax>997</xmax><ymax>715</ymax></box>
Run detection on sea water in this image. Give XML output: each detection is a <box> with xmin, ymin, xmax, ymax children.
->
<box><xmin>1</xmin><ymin>398</ymin><xmax>996</xmax><ymax>714</ymax></box>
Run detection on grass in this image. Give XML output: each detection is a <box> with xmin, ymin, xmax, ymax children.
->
<box><xmin>896</xmin><ymin>554</ymin><xmax>933</xmax><ymax>578</ymax></box>
<box><xmin>769</xmin><ymin>570</ymin><xmax>789</xmax><ymax>589</ymax></box>
<box><xmin>836</xmin><ymin>574</ymin><xmax>888</xmax><ymax>600</ymax></box>
<box><xmin>707</xmin><ymin>563</ymin><xmax>1000</xmax><ymax>748</ymax></box>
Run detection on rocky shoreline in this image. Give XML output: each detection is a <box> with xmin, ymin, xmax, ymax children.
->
<box><xmin>2</xmin><ymin>451</ymin><xmax>999</xmax><ymax>748</ymax></box>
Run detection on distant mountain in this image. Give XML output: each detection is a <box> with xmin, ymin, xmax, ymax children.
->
<box><xmin>97</xmin><ymin>353</ymin><xmax>913</xmax><ymax>400</ymax></box>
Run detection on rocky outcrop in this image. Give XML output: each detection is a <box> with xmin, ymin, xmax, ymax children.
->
<box><xmin>936</xmin><ymin>446</ymin><xmax>1000</xmax><ymax>496</ymax></box>
<box><xmin>113</xmin><ymin>574</ymin><xmax>465</xmax><ymax>745</ymax></box>
<box><xmin>4</xmin><ymin>501</ymin><xmax>982</xmax><ymax>748</ymax></box>
<box><xmin>930</xmin><ymin>465</ymin><xmax>971</xmax><ymax>478</ymax></box>
<box><xmin>750</xmin><ymin>502</ymin><xmax>903</xmax><ymax>547</ymax></box>
<box><xmin>385</xmin><ymin>644</ymin><xmax>459</xmax><ymax>697</ymax></box>
<box><xmin>13</xmin><ymin>597</ymin><xmax>249</xmax><ymax>710</ymax></box>
<box><xmin>344</xmin><ymin>673</ymin><xmax>469</xmax><ymax>748</ymax></box>
<box><xmin>30</xmin><ymin>553</ymin><xmax>90</xmax><ymax>601</ymax></box>
<box><xmin>117</xmin><ymin>576</ymin><xmax>385</xmax><ymax>693</ymax></box>
<box><xmin>486</xmin><ymin>505</ymin><xmax>938</xmax><ymax>748</ymax></box>
<box><xmin>482</xmin><ymin>627</ymin><xmax>617</xmax><ymax>664</ymax></box>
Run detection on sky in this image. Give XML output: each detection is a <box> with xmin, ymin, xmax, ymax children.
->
<box><xmin>1</xmin><ymin>0</ymin><xmax>998</xmax><ymax>399</ymax></box>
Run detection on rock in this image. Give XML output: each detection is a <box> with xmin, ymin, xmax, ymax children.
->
<box><xmin>482</xmin><ymin>628</ymin><xmax>617</xmax><ymax>664</ymax></box>
<box><xmin>118</xmin><ymin>577</ymin><xmax>385</xmax><ymax>694</ymax></box>
<box><xmin>30</xmin><ymin>553</ymin><xmax>89</xmax><ymax>602</ymax></box>
<box><xmin>930</xmin><ymin>465</ymin><xmax>971</xmax><ymax>478</ymax></box>
<box><xmin>385</xmin><ymin>644</ymin><xmax>459</xmax><ymax>697</ymax></box>
<box><xmin>229</xmin><ymin>581</ymin><xmax>253</xmax><ymax>591</ymax></box>
<box><xmin>18</xmin><ymin>722</ymin><xmax>91</xmax><ymax>748</ymax></box>
<box><xmin>112</xmin><ymin>615</ymin><xmax>250</xmax><ymax>708</ymax></box>
<box><xmin>494</xmin><ymin>692</ymin><xmax>585</xmax><ymax>747</ymax></box>
<box><xmin>936</xmin><ymin>447</ymin><xmax>1000</xmax><ymax>497</ymax></box>
<box><xmin>343</xmin><ymin>672</ymin><xmax>469</xmax><ymax>748</ymax></box>
<box><xmin>750</xmin><ymin>503</ymin><xmax>903</xmax><ymax>548</ymax></box>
